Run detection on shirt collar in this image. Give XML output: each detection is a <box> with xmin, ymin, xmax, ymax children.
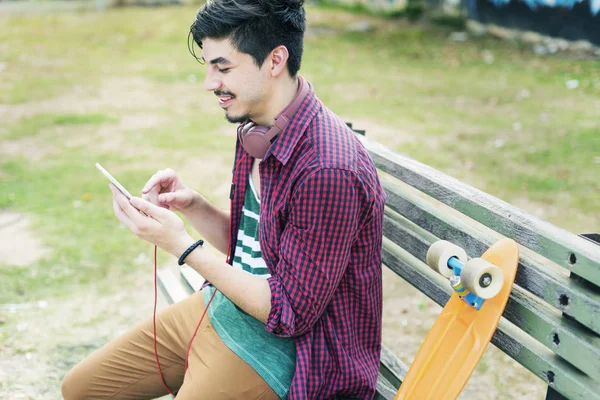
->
<box><xmin>263</xmin><ymin>77</ymin><xmax>321</xmax><ymax>166</ymax></box>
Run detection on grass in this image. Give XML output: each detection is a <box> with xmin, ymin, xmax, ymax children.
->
<box><xmin>0</xmin><ymin>155</ymin><xmax>151</xmax><ymax>302</ymax></box>
<box><xmin>3</xmin><ymin>113</ymin><xmax>116</xmax><ymax>140</ymax></box>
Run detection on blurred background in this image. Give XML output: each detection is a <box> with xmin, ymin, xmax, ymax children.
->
<box><xmin>0</xmin><ymin>0</ymin><xmax>598</xmax><ymax>398</ymax></box>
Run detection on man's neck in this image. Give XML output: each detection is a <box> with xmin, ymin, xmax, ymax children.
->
<box><xmin>253</xmin><ymin>76</ymin><xmax>299</xmax><ymax>127</ymax></box>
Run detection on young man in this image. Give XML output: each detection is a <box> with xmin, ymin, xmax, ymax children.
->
<box><xmin>61</xmin><ymin>0</ymin><xmax>386</xmax><ymax>398</ymax></box>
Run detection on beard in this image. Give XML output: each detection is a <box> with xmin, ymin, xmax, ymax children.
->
<box><xmin>225</xmin><ymin>111</ymin><xmax>251</xmax><ymax>124</ymax></box>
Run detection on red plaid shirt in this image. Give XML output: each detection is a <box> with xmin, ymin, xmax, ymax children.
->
<box><xmin>227</xmin><ymin>83</ymin><xmax>385</xmax><ymax>399</ymax></box>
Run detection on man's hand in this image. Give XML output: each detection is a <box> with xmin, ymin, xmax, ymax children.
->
<box><xmin>110</xmin><ymin>184</ymin><xmax>195</xmax><ymax>257</ymax></box>
<box><xmin>141</xmin><ymin>169</ymin><xmax>199</xmax><ymax>213</ymax></box>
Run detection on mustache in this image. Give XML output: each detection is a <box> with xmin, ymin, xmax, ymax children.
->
<box><xmin>215</xmin><ymin>90</ymin><xmax>235</xmax><ymax>97</ymax></box>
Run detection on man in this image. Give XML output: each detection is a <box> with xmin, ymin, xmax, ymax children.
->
<box><xmin>61</xmin><ymin>0</ymin><xmax>386</xmax><ymax>398</ymax></box>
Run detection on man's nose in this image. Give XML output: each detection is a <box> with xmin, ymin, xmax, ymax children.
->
<box><xmin>204</xmin><ymin>70</ymin><xmax>222</xmax><ymax>92</ymax></box>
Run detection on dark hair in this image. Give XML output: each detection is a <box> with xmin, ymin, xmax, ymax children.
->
<box><xmin>189</xmin><ymin>0</ymin><xmax>306</xmax><ymax>77</ymax></box>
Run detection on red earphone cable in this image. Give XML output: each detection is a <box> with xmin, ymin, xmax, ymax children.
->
<box><xmin>154</xmin><ymin>159</ymin><xmax>238</xmax><ymax>394</ymax></box>
<box><xmin>153</xmin><ymin>245</ymin><xmax>217</xmax><ymax>395</ymax></box>
<box><xmin>184</xmin><ymin>287</ymin><xmax>216</xmax><ymax>372</ymax></box>
<box><xmin>153</xmin><ymin>245</ymin><xmax>175</xmax><ymax>396</ymax></box>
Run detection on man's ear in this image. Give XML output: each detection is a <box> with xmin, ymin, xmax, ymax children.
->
<box><xmin>268</xmin><ymin>45</ymin><xmax>289</xmax><ymax>78</ymax></box>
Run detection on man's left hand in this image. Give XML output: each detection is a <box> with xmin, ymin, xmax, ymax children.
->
<box><xmin>110</xmin><ymin>184</ymin><xmax>195</xmax><ymax>257</ymax></box>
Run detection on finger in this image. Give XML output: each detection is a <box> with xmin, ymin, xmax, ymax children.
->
<box><xmin>157</xmin><ymin>192</ymin><xmax>177</xmax><ymax>205</ymax></box>
<box><xmin>129</xmin><ymin>196</ymin><xmax>170</xmax><ymax>221</ymax></box>
<box><xmin>111</xmin><ymin>184</ymin><xmax>149</xmax><ymax>225</ymax></box>
<box><xmin>141</xmin><ymin>170</ymin><xmax>162</xmax><ymax>194</ymax></box>
<box><xmin>141</xmin><ymin>169</ymin><xmax>176</xmax><ymax>194</ymax></box>
<box><xmin>142</xmin><ymin>188</ymin><xmax>160</xmax><ymax>205</ymax></box>
<box><xmin>144</xmin><ymin>190</ymin><xmax>170</xmax><ymax>209</ymax></box>
<box><xmin>112</xmin><ymin>193</ymin><xmax>138</xmax><ymax>232</ymax></box>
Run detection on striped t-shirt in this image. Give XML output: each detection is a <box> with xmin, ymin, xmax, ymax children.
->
<box><xmin>202</xmin><ymin>173</ymin><xmax>296</xmax><ymax>399</ymax></box>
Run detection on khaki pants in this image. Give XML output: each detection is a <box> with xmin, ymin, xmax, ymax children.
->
<box><xmin>61</xmin><ymin>290</ymin><xmax>279</xmax><ymax>400</ymax></box>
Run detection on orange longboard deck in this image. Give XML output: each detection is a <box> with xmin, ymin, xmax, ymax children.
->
<box><xmin>395</xmin><ymin>238</ymin><xmax>519</xmax><ymax>400</ymax></box>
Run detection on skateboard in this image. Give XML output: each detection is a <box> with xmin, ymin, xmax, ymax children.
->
<box><xmin>394</xmin><ymin>238</ymin><xmax>519</xmax><ymax>400</ymax></box>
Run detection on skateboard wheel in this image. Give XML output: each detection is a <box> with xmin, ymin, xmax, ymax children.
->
<box><xmin>426</xmin><ymin>240</ymin><xmax>468</xmax><ymax>278</ymax></box>
<box><xmin>461</xmin><ymin>258</ymin><xmax>504</xmax><ymax>299</ymax></box>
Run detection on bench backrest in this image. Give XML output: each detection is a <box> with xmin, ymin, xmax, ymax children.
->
<box><xmin>353</xmin><ymin>132</ymin><xmax>600</xmax><ymax>400</ymax></box>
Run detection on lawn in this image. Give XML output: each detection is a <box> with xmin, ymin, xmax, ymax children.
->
<box><xmin>0</xmin><ymin>3</ymin><xmax>598</xmax><ymax>398</ymax></box>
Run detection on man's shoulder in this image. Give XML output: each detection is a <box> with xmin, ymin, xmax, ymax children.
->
<box><xmin>302</xmin><ymin>106</ymin><xmax>362</xmax><ymax>169</ymax></box>
<box><xmin>310</xmin><ymin>106</ymin><xmax>384</xmax><ymax>197</ymax></box>
<box><xmin>308</xmin><ymin>104</ymin><xmax>352</xmax><ymax>138</ymax></box>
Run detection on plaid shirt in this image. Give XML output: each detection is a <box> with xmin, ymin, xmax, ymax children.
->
<box><xmin>226</xmin><ymin>82</ymin><xmax>385</xmax><ymax>399</ymax></box>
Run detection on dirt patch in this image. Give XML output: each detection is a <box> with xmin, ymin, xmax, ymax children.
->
<box><xmin>0</xmin><ymin>136</ymin><xmax>59</xmax><ymax>163</ymax></box>
<box><xmin>0</xmin><ymin>78</ymin><xmax>159</xmax><ymax>124</ymax></box>
<box><xmin>0</xmin><ymin>113</ymin><xmax>168</xmax><ymax>163</ymax></box>
<box><xmin>0</xmin><ymin>262</ymin><xmax>171</xmax><ymax>399</ymax></box>
<box><xmin>0</xmin><ymin>212</ymin><xmax>50</xmax><ymax>267</ymax></box>
<box><xmin>82</xmin><ymin>113</ymin><xmax>168</xmax><ymax>155</ymax></box>
<box><xmin>0</xmin><ymin>76</ymin><xmax>223</xmax><ymax>166</ymax></box>
<box><xmin>0</xmin><ymin>76</ymin><xmax>217</xmax><ymax>126</ymax></box>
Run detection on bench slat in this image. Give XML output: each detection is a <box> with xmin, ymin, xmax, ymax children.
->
<box><xmin>157</xmin><ymin>267</ymin><xmax>193</xmax><ymax>303</ymax></box>
<box><xmin>379</xmin><ymin>345</ymin><xmax>407</xmax><ymax>389</ymax></box>
<box><xmin>374</xmin><ymin>374</ymin><xmax>398</xmax><ymax>400</ymax></box>
<box><xmin>358</xmin><ymin>135</ymin><xmax>600</xmax><ymax>287</ymax></box>
<box><xmin>180</xmin><ymin>265</ymin><xmax>204</xmax><ymax>292</ymax></box>
<box><xmin>383</xmin><ymin>179</ymin><xmax>600</xmax><ymax>337</ymax></box>
<box><xmin>383</xmin><ymin>210</ymin><xmax>600</xmax><ymax>380</ymax></box>
<box><xmin>492</xmin><ymin>325</ymin><xmax>600</xmax><ymax>400</ymax></box>
<box><xmin>381</xmin><ymin>237</ymin><xmax>600</xmax><ymax>400</ymax></box>
<box><xmin>505</xmin><ymin>289</ymin><xmax>600</xmax><ymax>379</ymax></box>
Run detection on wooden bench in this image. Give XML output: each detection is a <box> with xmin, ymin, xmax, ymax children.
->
<box><xmin>157</xmin><ymin>126</ymin><xmax>600</xmax><ymax>400</ymax></box>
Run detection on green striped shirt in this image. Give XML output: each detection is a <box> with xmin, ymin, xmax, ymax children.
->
<box><xmin>202</xmin><ymin>174</ymin><xmax>296</xmax><ymax>399</ymax></box>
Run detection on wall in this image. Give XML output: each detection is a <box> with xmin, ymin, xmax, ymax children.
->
<box><xmin>466</xmin><ymin>0</ymin><xmax>600</xmax><ymax>46</ymax></box>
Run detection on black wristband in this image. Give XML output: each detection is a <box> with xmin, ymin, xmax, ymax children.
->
<box><xmin>178</xmin><ymin>239</ymin><xmax>204</xmax><ymax>266</ymax></box>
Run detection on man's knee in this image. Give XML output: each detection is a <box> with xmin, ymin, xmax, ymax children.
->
<box><xmin>61</xmin><ymin>366</ymin><xmax>86</xmax><ymax>400</ymax></box>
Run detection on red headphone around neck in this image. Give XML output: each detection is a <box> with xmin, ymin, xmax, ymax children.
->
<box><xmin>237</xmin><ymin>75</ymin><xmax>310</xmax><ymax>159</ymax></box>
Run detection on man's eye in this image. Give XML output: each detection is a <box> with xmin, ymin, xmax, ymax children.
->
<box><xmin>219</xmin><ymin>68</ymin><xmax>231</xmax><ymax>73</ymax></box>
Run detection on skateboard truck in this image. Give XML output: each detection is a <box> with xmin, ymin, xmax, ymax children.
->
<box><xmin>448</xmin><ymin>258</ymin><xmax>485</xmax><ymax>310</ymax></box>
<box><xmin>427</xmin><ymin>241</ymin><xmax>505</xmax><ymax>311</ymax></box>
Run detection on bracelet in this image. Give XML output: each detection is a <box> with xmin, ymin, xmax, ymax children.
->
<box><xmin>178</xmin><ymin>239</ymin><xmax>204</xmax><ymax>266</ymax></box>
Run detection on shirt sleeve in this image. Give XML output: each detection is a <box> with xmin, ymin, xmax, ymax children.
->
<box><xmin>265</xmin><ymin>168</ymin><xmax>362</xmax><ymax>337</ymax></box>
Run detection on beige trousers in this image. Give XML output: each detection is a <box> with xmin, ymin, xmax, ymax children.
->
<box><xmin>61</xmin><ymin>290</ymin><xmax>279</xmax><ymax>400</ymax></box>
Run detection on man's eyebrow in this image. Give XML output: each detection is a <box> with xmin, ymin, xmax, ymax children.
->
<box><xmin>205</xmin><ymin>57</ymin><xmax>232</xmax><ymax>65</ymax></box>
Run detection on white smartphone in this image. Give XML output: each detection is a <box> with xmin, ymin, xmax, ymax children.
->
<box><xmin>95</xmin><ymin>163</ymin><xmax>133</xmax><ymax>200</ymax></box>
